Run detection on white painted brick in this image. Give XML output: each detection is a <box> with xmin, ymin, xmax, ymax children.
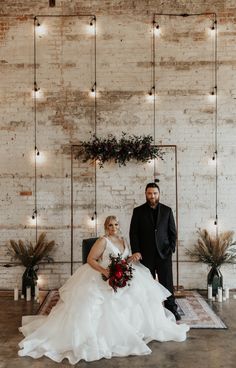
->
<box><xmin>1</xmin><ymin>1</ymin><xmax>236</xmax><ymax>291</ymax></box>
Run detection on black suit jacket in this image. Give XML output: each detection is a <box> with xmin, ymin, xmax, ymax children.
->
<box><xmin>129</xmin><ymin>202</ymin><xmax>177</xmax><ymax>261</ymax></box>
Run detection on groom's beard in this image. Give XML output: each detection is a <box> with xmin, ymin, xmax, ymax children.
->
<box><xmin>146</xmin><ymin>198</ymin><xmax>159</xmax><ymax>208</ymax></box>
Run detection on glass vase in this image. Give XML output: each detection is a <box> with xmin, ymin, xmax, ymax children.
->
<box><xmin>207</xmin><ymin>266</ymin><xmax>223</xmax><ymax>297</ymax></box>
<box><xmin>22</xmin><ymin>266</ymin><xmax>38</xmax><ymax>298</ymax></box>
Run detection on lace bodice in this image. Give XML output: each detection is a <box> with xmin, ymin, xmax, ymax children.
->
<box><xmin>99</xmin><ymin>237</ymin><xmax>130</xmax><ymax>268</ymax></box>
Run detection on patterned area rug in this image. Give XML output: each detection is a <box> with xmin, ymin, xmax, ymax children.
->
<box><xmin>176</xmin><ymin>290</ymin><xmax>227</xmax><ymax>329</ymax></box>
<box><xmin>38</xmin><ymin>289</ymin><xmax>226</xmax><ymax>329</ymax></box>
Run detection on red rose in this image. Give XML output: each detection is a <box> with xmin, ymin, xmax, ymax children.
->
<box><xmin>115</xmin><ymin>264</ymin><xmax>122</xmax><ymax>272</ymax></box>
<box><xmin>115</xmin><ymin>271</ymin><xmax>123</xmax><ymax>279</ymax></box>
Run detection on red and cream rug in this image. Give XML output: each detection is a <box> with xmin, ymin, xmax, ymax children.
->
<box><xmin>176</xmin><ymin>290</ymin><xmax>227</xmax><ymax>329</ymax></box>
<box><xmin>37</xmin><ymin>289</ymin><xmax>226</xmax><ymax>329</ymax></box>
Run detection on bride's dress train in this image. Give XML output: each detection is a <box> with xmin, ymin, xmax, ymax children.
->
<box><xmin>18</xmin><ymin>237</ymin><xmax>189</xmax><ymax>364</ymax></box>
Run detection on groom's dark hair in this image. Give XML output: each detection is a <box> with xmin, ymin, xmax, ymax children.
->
<box><xmin>145</xmin><ymin>182</ymin><xmax>160</xmax><ymax>192</ymax></box>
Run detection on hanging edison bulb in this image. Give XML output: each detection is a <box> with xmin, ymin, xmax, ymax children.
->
<box><xmin>34</xmin><ymin>17</ymin><xmax>48</xmax><ymax>37</ymax></box>
<box><xmin>86</xmin><ymin>15</ymin><xmax>96</xmax><ymax>34</ymax></box>
<box><xmin>146</xmin><ymin>86</ymin><xmax>155</xmax><ymax>102</ymax></box>
<box><xmin>89</xmin><ymin>82</ymin><xmax>96</xmax><ymax>97</ymax></box>
<box><xmin>153</xmin><ymin>20</ymin><xmax>160</xmax><ymax>36</ymax></box>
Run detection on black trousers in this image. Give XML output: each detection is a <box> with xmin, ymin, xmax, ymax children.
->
<box><xmin>142</xmin><ymin>252</ymin><xmax>178</xmax><ymax>311</ymax></box>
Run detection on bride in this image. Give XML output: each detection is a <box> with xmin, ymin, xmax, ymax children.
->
<box><xmin>18</xmin><ymin>215</ymin><xmax>189</xmax><ymax>364</ymax></box>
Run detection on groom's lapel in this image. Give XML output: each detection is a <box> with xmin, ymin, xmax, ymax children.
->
<box><xmin>156</xmin><ymin>204</ymin><xmax>161</xmax><ymax>229</ymax></box>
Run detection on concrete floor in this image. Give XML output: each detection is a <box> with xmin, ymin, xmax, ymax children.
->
<box><xmin>0</xmin><ymin>290</ymin><xmax>236</xmax><ymax>368</ymax></box>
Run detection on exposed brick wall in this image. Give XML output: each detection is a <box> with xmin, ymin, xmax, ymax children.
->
<box><xmin>1</xmin><ymin>1</ymin><xmax>236</xmax><ymax>291</ymax></box>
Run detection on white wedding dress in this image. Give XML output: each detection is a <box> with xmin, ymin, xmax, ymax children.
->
<box><xmin>18</xmin><ymin>237</ymin><xmax>189</xmax><ymax>364</ymax></box>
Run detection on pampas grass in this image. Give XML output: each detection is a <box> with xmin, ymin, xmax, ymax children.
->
<box><xmin>7</xmin><ymin>232</ymin><xmax>55</xmax><ymax>268</ymax></box>
<box><xmin>186</xmin><ymin>229</ymin><xmax>236</xmax><ymax>267</ymax></box>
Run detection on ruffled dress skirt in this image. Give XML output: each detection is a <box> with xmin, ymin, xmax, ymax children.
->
<box><xmin>18</xmin><ymin>240</ymin><xmax>189</xmax><ymax>364</ymax></box>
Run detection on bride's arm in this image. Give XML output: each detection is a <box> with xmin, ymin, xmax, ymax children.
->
<box><xmin>87</xmin><ymin>237</ymin><xmax>110</xmax><ymax>278</ymax></box>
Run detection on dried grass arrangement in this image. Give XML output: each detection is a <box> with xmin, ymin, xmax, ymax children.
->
<box><xmin>7</xmin><ymin>232</ymin><xmax>55</xmax><ymax>268</ymax></box>
<box><xmin>186</xmin><ymin>229</ymin><xmax>236</xmax><ymax>267</ymax></box>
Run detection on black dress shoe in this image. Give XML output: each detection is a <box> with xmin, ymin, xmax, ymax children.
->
<box><xmin>164</xmin><ymin>302</ymin><xmax>182</xmax><ymax>321</ymax></box>
<box><xmin>172</xmin><ymin>309</ymin><xmax>181</xmax><ymax>321</ymax></box>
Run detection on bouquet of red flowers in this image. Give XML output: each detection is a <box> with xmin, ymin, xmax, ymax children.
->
<box><xmin>102</xmin><ymin>254</ymin><xmax>134</xmax><ymax>292</ymax></box>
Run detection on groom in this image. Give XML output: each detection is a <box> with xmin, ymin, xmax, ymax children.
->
<box><xmin>129</xmin><ymin>182</ymin><xmax>181</xmax><ymax>321</ymax></box>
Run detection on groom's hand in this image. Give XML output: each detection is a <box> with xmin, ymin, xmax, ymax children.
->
<box><xmin>129</xmin><ymin>252</ymin><xmax>142</xmax><ymax>262</ymax></box>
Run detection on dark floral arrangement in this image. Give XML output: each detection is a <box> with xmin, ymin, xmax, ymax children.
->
<box><xmin>76</xmin><ymin>132</ymin><xmax>164</xmax><ymax>167</ymax></box>
<box><xmin>102</xmin><ymin>254</ymin><xmax>134</xmax><ymax>292</ymax></box>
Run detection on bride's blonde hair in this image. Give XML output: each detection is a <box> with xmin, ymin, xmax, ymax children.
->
<box><xmin>104</xmin><ymin>215</ymin><xmax>120</xmax><ymax>235</ymax></box>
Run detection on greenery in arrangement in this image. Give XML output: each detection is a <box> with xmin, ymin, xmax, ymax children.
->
<box><xmin>7</xmin><ymin>232</ymin><xmax>55</xmax><ymax>268</ymax></box>
<box><xmin>186</xmin><ymin>229</ymin><xmax>236</xmax><ymax>268</ymax></box>
<box><xmin>76</xmin><ymin>132</ymin><xmax>164</xmax><ymax>167</ymax></box>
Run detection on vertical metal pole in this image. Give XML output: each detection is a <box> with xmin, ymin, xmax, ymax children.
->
<box><xmin>94</xmin><ymin>16</ymin><xmax>98</xmax><ymax>236</ymax></box>
<box><xmin>175</xmin><ymin>146</ymin><xmax>179</xmax><ymax>291</ymax></box>
<box><xmin>70</xmin><ymin>146</ymin><xmax>74</xmax><ymax>275</ymax></box>
<box><xmin>33</xmin><ymin>17</ymin><xmax>38</xmax><ymax>243</ymax></box>
<box><xmin>214</xmin><ymin>14</ymin><xmax>218</xmax><ymax>237</ymax></box>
